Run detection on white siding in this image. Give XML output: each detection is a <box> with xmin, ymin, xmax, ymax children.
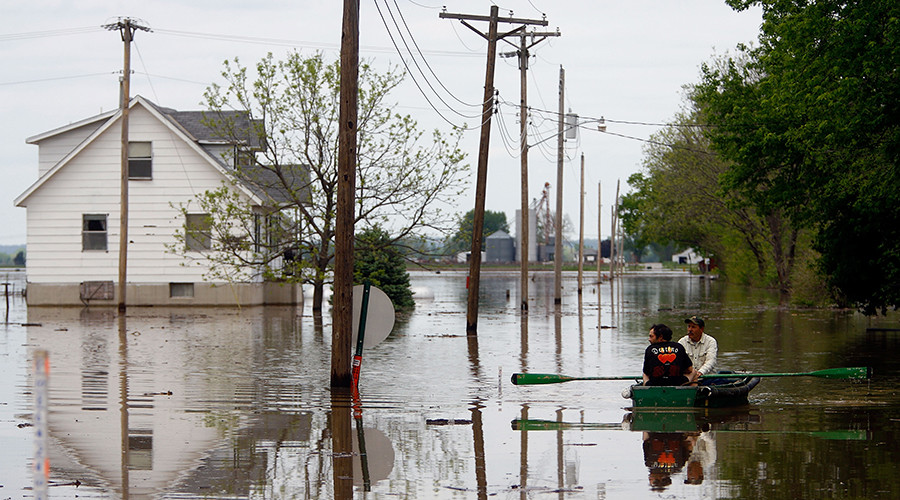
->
<box><xmin>24</xmin><ymin>105</ymin><xmax>255</xmax><ymax>285</ymax></box>
<box><xmin>35</xmin><ymin>121</ymin><xmax>104</xmax><ymax>176</ymax></box>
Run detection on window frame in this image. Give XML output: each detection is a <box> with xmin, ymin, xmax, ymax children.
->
<box><xmin>82</xmin><ymin>214</ymin><xmax>108</xmax><ymax>251</ymax></box>
<box><xmin>169</xmin><ymin>282</ymin><xmax>195</xmax><ymax>298</ymax></box>
<box><xmin>128</xmin><ymin>141</ymin><xmax>153</xmax><ymax>180</ymax></box>
<box><xmin>184</xmin><ymin>213</ymin><xmax>212</xmax><ymax>251</ymax></box>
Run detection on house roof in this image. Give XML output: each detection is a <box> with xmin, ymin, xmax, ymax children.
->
<box><xmin>487</xmin><ymin>230</ymin><xmax>512</xmax><ymax>239</ymax></box>
<box><xmin>25</xmin><ymin>109</ymin><xmax>117</xmax><ymax>145</ymax></box>
<box><xmin>154</xmin><ymin>107</ymin><xmax>264</xmax><ymax>150</ymax></box>
<box><xmin>15</xmin><ymin>96</ymin><xmax>265</xmax><ymax>207</ymax></box>
<box><xmin>234</xmin><ymin>164</ymin><xmax>311</xmax><ymax>206</ymax></box>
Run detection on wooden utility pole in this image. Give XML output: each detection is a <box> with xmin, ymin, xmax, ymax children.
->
<box><xmin>440</xmin><ymin>6</ymin><xmax>548</xmax><ymax>334</ymax></box>
<box><xmin>554</xmin><ymin>66</ymin><xmax>564</xmax><ymax>305</ymax></box>
<box><xmin>508</xmin><ymin>28</ymin><xmax>560</xmax><ymax>313</ymax></box>
<box><xmin>597</xmin><ymin>181</ymin><xmax>602</xmax><ymax>285</ymax></box>
<box><xmin>332</xmin><ymin>0</ymin><xmax>359</xmax><ymax>387</ymax></box>
<box><xmin>610</xmin><ymin>179</ymin><xmax>620</xmax><ymax>279</ymax></box>
<box><xmin>104</xmin><ymin>18</ymin><xmax>149</xmax><ymax>312</ymax></box>
<box><xmin>577</xmin><ymin>153</ymin><xmax>585</xmax><ymax>294</ymax></box>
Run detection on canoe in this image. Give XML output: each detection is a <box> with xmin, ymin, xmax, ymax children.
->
<box><xmin>626</xmin><ymin>376</ymin><xmax>761</xmax><ymax>409</ymax></box>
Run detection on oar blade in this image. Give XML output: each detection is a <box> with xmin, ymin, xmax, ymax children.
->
<box><xmin>510</xmin><ymin>373</ymin><xmax>574</xmax><ymax>385</ymax></box>
<box><xmin>813</xmin><ymin>366</ymin><xmax>872</xmax><ymax>380</ymax></box>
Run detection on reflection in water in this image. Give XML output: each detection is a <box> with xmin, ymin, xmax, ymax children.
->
<box><xmin>331</xmin><ymin>389</ymin><xmax>353</xmax><ymax>499</ymax></box>
<box><xmin>118</xmin><ymin>314</ymin><xmax>129</xmax><ymax>499</ymax></box>
<box><xmin>10</xmin><ymin>271</ymin><xmax>900</xmax><ymax>498</ymax></box>
<box><xmin>643</xmin><ymin>431</ymin><xmax>691</xmax><ymax>491</ymax></box>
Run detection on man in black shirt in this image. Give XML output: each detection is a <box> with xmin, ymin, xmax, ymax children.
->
<box><xmin>642</xmin><ymin>324</ymin><xmax>694</xmax><ymax>386</ymax></box>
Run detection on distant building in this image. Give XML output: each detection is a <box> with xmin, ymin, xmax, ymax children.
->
<box><xmin>672</xmin><ymin>248</ymin><xmax>703</xmax><ymax>265</ymax></box>
<box><xmin>485</xmin><ymin>230</ymin><xmax>515</xmax><ymax>262</ymax></box>
<box><xmin>514</xmin><ymin>209</ymin><xmax>538</xmax><ymax>262</ymax></box>
<box><xmin>15</xmin><ymin>96</ymin><xmax>303</xmax><ymax>306</ymax></box>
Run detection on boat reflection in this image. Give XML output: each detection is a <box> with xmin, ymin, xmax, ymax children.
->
<box><xmin>512</xmin><ymin>406</ymin><xmax>870</xmax><ymax>494</ymax></box>
<box><xmin>512</xmin><ymin>408</ymin><xmax>758</xmax><ymax>493</ymax></box>
<box><xmin>625</xmin><ymin>410</ymin><xmax>743</xmax><ymax>491</ymax></box>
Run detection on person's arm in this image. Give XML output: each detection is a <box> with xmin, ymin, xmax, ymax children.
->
<box><xmin>642</xmin><ymin>373</ymin><xmax>650</xmax><ymax>384</ymax></box>
<box><xmin>683</xmin><ymin>365</ymin><xmax>695</xmax><ymax>384</ymax></box>
<box><xmin>695</xmin><ymin>337</ymin><xmax>718</xmax><ymax>376</ymax></box>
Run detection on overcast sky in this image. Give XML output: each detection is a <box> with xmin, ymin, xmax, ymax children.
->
<box><xmin>0</xmin><ymin>1</ymin><xmax>762</xmax><ymax>246</ymax></box>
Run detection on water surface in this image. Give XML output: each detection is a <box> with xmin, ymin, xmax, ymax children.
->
<box><xmin>2</xmin><ymin>269</ymin><xmax>898</xmax><ymax>498</ymax></box>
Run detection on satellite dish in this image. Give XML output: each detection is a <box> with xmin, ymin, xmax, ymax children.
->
<box><xmin>351</xmin><ymin>284</ymin><xmax>395</xmax><ymax>349</ymax></box>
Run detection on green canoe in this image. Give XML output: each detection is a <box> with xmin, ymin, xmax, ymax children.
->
<box><xmin>627</xmin><ymin>376</ymin><xmax>761</xmax><ymax>409</ymax></box>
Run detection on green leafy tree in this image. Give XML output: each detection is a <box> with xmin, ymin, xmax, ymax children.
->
<box><xmin>354</xmin><ymin>226</ymin><xmax>414</xmax><ymax>312</ymax></box>
<box><xmin>171</xmin><ymin>52</ymin><xmax>468</xmax><ymax>311</ymax></box>
<box><xmin>697</xmin><ymin>0</ymin><xmax>900</xmax><ymax>313</ymax></box>
<box><xmin>620</xmin><ymin>104</ymin><xmax>804</xmax><ymax>291</ymax></box>
<box><xmin>447</xmin><ymin>209</ymin><xmax>509</xmax><ymax>254</ymax></box>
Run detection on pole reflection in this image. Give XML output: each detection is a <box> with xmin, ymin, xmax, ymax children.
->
<box><xmin>118</xmin><ymin>313</ymin><xmax>130</xmax><ymax>499</ymax></box>
<box><xmin>331</xmin><ymin>389</ymin><xmax>354</xmax><ymax>499</ymax></box>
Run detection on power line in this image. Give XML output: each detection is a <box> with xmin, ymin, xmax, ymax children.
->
<box><xmin>373</xmin><ymin>0</ymin><xmax>479</xmax><ymax>129</ymax></box>
<box><xmin>388</xmin><ymin>0</ymin><xmax>481</xmax><ymax>108</ymax></box>
<box><xmin>152</xmin><ymin>27</ymin><xmax>481</xmax><ymax>58</ymax></box>
<box><xmin>376</xmin><ymin>0</ymin><xmax>484</xmax><ymax>120</ymax></box>
<box><xmin>0</xmin><ymin>26</ymin><xmax>102</xmax><ymax>41</ymax></box>
<box><xmin>0</xmin><ymin>72</ymin><xmax>115</xmax><ymax>86</ymax></box>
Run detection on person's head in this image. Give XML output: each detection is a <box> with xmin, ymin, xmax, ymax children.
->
<box><xmin>649</xmin><ymin>323</ymin><xmax>673</xmax><ymax>343</ymax></box>
<box><xmin>684</xmin><ymin>316</ymin><xmax>705</xmax><ymax>342</ymax></box>
<box><xmin>649</xmin><ymin>471</ymin><xmax>672</xmax><ymax>491</ymax></box>
<box><xmin>684</xmin><ymin>460</ymin><xmax>704</xmax><ymax>484</ymax></box>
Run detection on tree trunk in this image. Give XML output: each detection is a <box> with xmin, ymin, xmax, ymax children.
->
<box><xmin>767</xmin><ymin>212</ymin><xmax>797</xmax><ymax>294</ymax></box>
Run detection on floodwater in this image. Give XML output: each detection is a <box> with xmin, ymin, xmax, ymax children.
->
<box><xmin>2</xmin><ymin>268</ymin><xmax>899</xmax><ymax>499</ymax></box>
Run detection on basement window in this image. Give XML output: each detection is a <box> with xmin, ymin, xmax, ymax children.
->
<box><xmin>169</xmin><ymin>283</ymin><xmax>194</xmax><ymax>298</ymax></box>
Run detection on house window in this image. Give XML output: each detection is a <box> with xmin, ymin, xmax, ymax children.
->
<box><xmin>82</xmin><ymin>214</ymin><xmax>108</xmax><ymax>251</ymax></box>
<box><xmin>185</xmin><ymin>214</ymin><xmax>211</xmax><ymax>251</ymax></box>
<box><xmin>253</xmin><ymin>213</ymin><xmax>262</xmax><ymax>253</ymax></box>
<box><xmin>169</xmin><ymin>283</ymin><xmax>194</xmax><ymax>298</ymax></box>
<box><xmin>128</xmin><ymin>141</ymin><xmax>152</xmax><ymax>179</ymax></box>
<box><xmin>235</xmin><ymin>147</ymin><xmax>255</xmax><ymax>168</ymax></box>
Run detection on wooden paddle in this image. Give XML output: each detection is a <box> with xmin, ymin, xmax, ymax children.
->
<box><xmin>510</xmin><ymin>366</ymin><xmax>871</xmax><ymax>385</ymax></box>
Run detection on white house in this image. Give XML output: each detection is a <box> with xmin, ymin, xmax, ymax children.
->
<box><xmin>672</xmin><ymin>248</ymin><xmax>704</xmax><ymax>265</ymax></box>
<box><xmin>15</xmin><ymin>96</ymin><xmax>300</xmax><ymax>306</ymax></box>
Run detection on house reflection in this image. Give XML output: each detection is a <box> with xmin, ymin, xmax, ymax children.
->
<box><xmin>25</xmin><ymin>306</ymin><xmax>393</xmax><ymax>497</ymax></box>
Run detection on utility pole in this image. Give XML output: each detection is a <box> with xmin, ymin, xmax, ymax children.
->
<box><xmin>610</xmin><ymin>179</ymin><xmax>620</xmax><ymax>279</ymax></box>
<box><xmin>578</xmin><ymin>153</ymin><xmax>585</xmax><ymax>295</ymax></box>
<box><xmin>440</xmin><ymin>6</ymin><xmax>548</xmax><ymax>334</ymax></box>
<box><xmin>597</xmin><ymin>181</ymin><xmax>602</xmax><ymax>285</ymax></box>
<box><xmin>554</xmin><ymin>66</ymin><xmax>564</xmax><ymax>305</ymax></box>
<box><xmin>332</xmin><ymin>0</ymin><xmax>359</xmax><ymax>388</ymax></box>
<box><xmin>104</xmin><ymin>18</ymin><xmax>149</xmax><ymax>312</ymax></box>
<box><xmin>501</xmin><ymin>28</ymin><xmax>560</xmax><ymax>313</ymax></box>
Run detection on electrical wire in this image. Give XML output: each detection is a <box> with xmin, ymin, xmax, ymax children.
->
<box><xmin>133</xmin><ymin>40</ymin><xmax>160</xmax><ymax>104</ymax></box>
<box><xmin>373</xmin><ymin>0</ymin><xmax>486</xmax><ymax>130</ymax></box>
<box><xmin>0</xmin><ymin>72</ymin><xmax>114</xmax><ymax>86</ymax></box>
<box><xmin>0</xmin><ymin>26</ymin><xmax>102</xmax><ymax>41</ymax></box>
<box><xmin>153</xmin><ymin>27</ymin><xmax>480</xmax><ymax>58</ymax></box>
<box><xmin>493</xmin><ymin>103</ymin><xmax>523</xmax><ymax>159</ymax></box>
<box><xmin>390</xmin><ymin>0</ymin><xmax>482</xmax><ymax>108</ymax></box>
<box><xmin>379</xmin><ymin>0</ymin><xmax>484</xmax><ymax>118</ymax></box>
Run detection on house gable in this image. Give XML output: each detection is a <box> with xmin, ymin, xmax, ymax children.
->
<box><xmin>15</xmin><ymin>96</ymin><xmax>262</xmax><ymax>208</ymax></box>
<box><xmin>15</xmin><ymin>96</ymin><xmax>266</xmax><ymax>288</ymax></box>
